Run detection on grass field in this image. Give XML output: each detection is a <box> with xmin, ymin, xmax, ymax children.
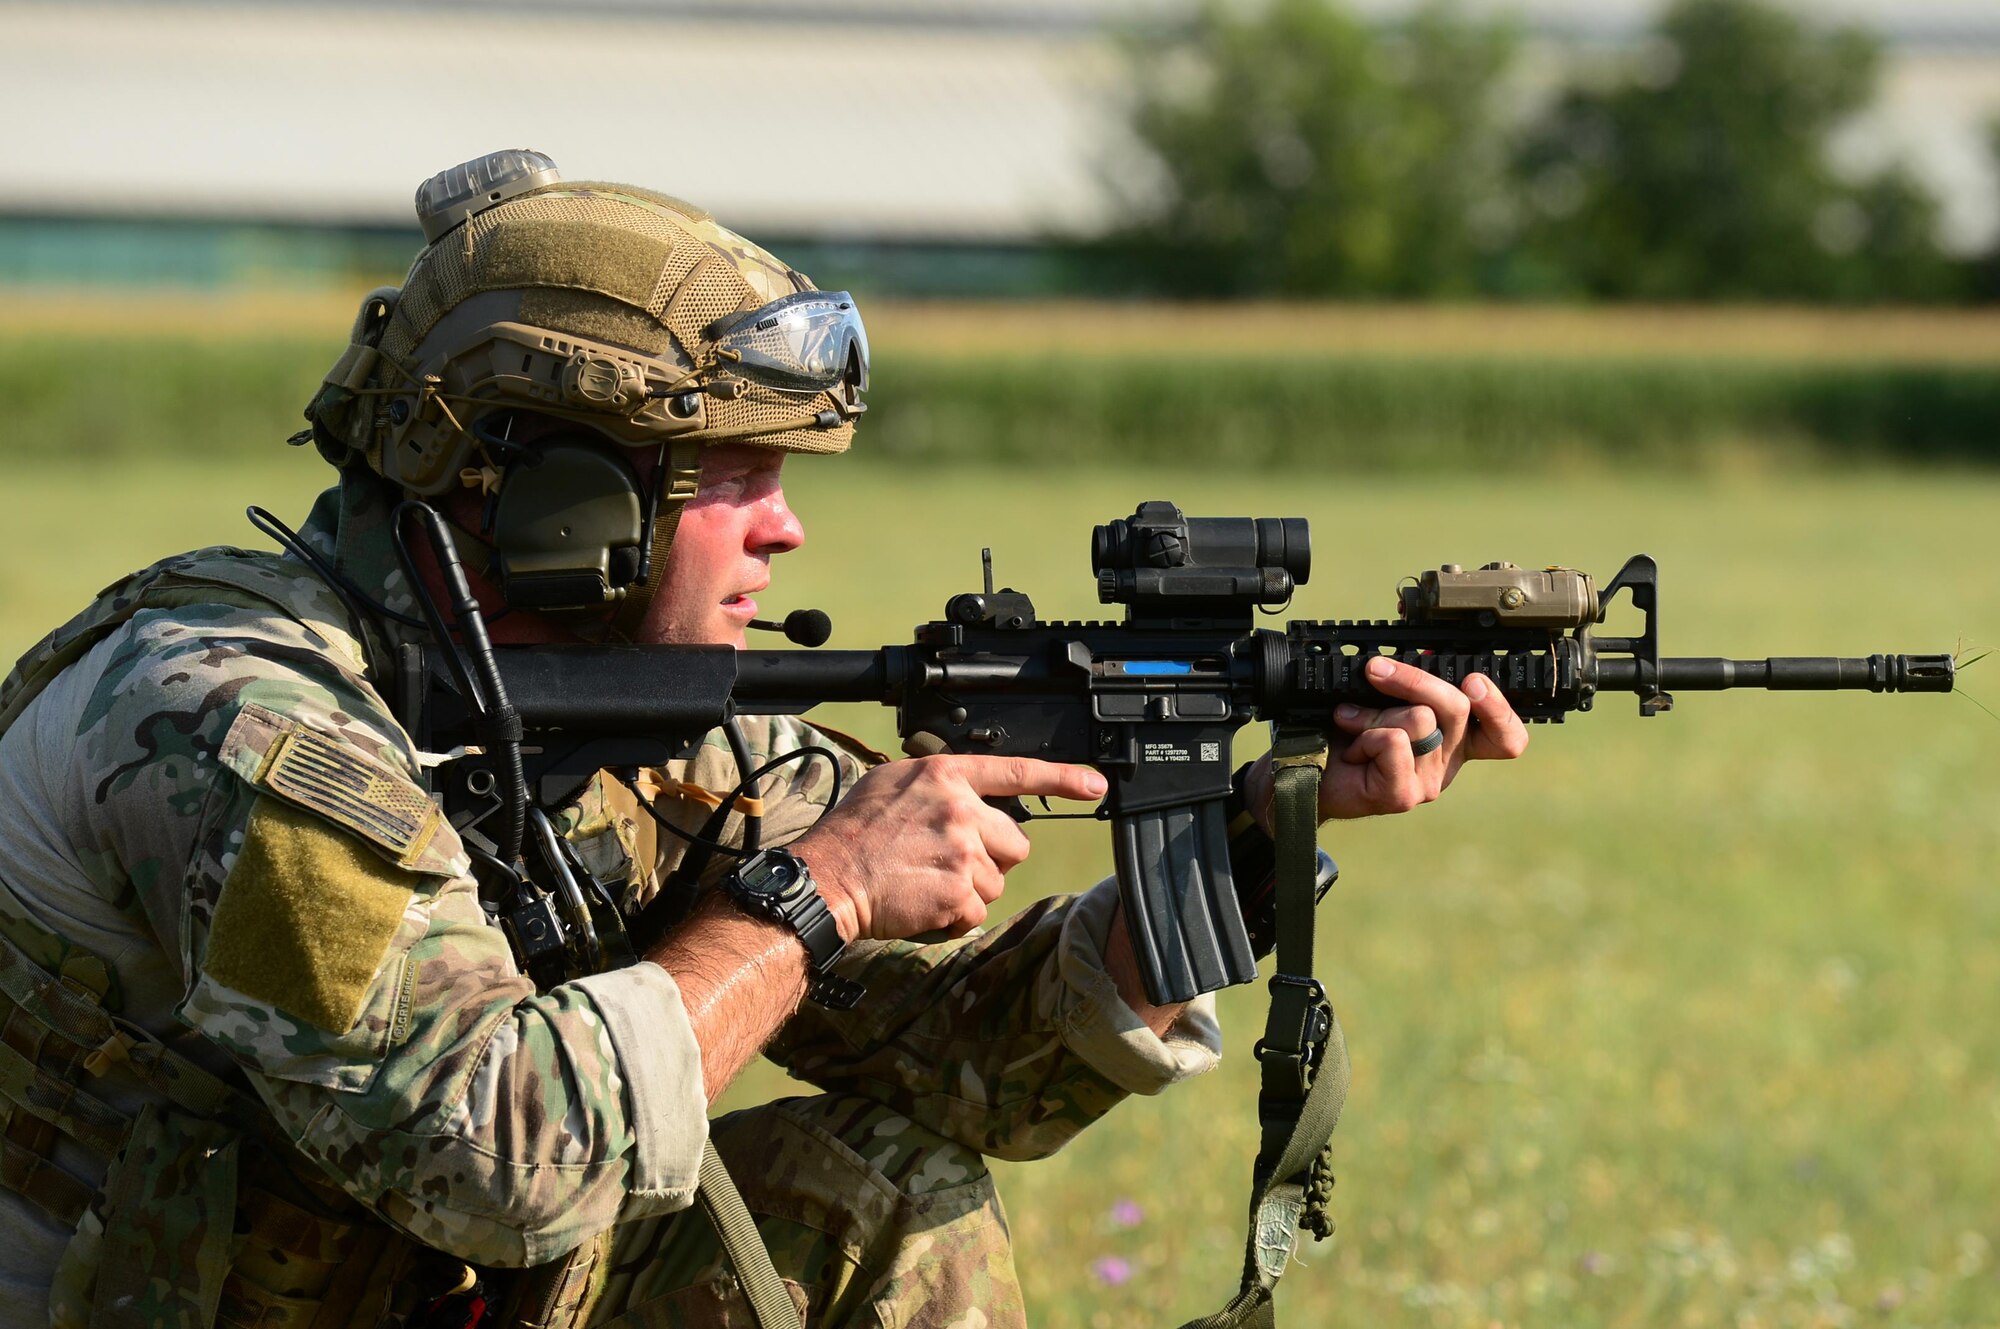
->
<box><xmin>3</xmin><ymin>449</ymin><xmax>1994</xmax><ymax>1327</ymax></box>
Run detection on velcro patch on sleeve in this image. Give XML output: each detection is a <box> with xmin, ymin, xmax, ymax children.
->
<box><xmin>204</xmin><ymin>797</ymin><xmax>415</xmax><ymax>1034</ymax></box>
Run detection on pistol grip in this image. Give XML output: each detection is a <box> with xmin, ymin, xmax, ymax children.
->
<box><xmin>904</xmin><ymin>731</ymin><xmax>1032</xmax><ymax>823</ymax></box>
<box><xmin>986</xmin><ymin>795</ymin><xmax>1031</xmax><ymax>823</ymax></box>
<box><xmin>1111</xmin><ymin>798</ymin><xmax>1259</xmax><ymax>1006</ymax></box>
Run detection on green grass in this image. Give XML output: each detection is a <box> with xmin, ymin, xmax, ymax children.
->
<box><xmin>6</xmin><ymin>334</ymin><xmax>1999</xmax><ymax>470</ymax></box>
<box><xmin>5</xmin><ymin>452</ymin><xmax>1995</xmax><ymax>1326</ymax></box>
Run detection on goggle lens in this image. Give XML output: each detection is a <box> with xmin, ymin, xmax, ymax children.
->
<box><xmin>708</xmin><ymin>292</ymin><xmax>869</xmax><ymax>395</ymax></box>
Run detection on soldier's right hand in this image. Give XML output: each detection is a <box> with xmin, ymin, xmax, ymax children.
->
<box><xmin>790</xmin><ymin>755</ymin><xmax>1107</xmax><ymax>943</ymax></box>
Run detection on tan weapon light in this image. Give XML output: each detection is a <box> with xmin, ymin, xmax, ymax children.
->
<box><xmin>1399</xmin><ymin>562</ymin><xmax>1601</xmax><ymax>630</ymax></box>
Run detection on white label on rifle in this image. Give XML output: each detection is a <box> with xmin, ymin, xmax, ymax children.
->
<box><xmin>1144</xmin><ymin>742</ymin><xmax>1191</xmax><ymax>763</ymax></box>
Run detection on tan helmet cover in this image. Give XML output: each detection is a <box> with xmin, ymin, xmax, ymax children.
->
<box><xmin>307</xmin><ymin>182</ymin><xmax>859</xmax><ymax>497</ymax></box>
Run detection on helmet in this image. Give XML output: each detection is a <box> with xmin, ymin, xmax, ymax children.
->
<box><xmin>303</xmin><ymin>149</ymin><xmax>868</xmax><ymax>619</ymax></box>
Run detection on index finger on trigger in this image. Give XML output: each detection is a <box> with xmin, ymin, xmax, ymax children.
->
<box><xmin>953</xmin><ymin>755</ymin><xmax>1109</xmax><ymax>802</ymax></box>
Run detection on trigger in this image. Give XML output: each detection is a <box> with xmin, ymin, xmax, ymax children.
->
<box><xmin>986</xmin><ymin>796</ymin><xmax>1032</xmax><ymax>823</ymax></box>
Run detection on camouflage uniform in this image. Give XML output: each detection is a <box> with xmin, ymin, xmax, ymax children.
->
<box><xmin>0</xmin><ymin>469</ymin><xmax>1223</xmax><ymax>1327</ymax></box>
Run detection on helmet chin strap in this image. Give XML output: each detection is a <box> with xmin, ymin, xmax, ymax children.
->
<box><xmin>610</xmin><ymin>438</ymin><xmax>704</xmax><ymax>641</ymax></box>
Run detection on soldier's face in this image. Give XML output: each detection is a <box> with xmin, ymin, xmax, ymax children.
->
<box><xmin>639</xmin><ymin>444</ymin><xmax>804</xmax><ymax>647</ymax></box>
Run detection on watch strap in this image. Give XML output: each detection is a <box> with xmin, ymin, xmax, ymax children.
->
<box><xmin>725</xmin><ymin>848</ymin><xmax>863</xmax><ymax>1010</ymax></box>
<box><xmin>805</xmin><ymin>970</ymin><xmax>865</xmax><ymax>1011</ymax></box>
<box><xmin>785</xmin><ymin>897</ymin><xmax>846</xmax><ymax>968</ymax></box>
<box><xmin>787</xmin><ymin>889</ymin><xmax>863</xmax><ymax>1009</ymax></box>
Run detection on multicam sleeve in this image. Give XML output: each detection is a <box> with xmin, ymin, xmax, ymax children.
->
<box><xmin>78</xmin><ymin>606</ymin><xmax>705</xmax><ymax>1266</ymax></box>
<box><xmin>765</xmin><ymin>880</ymin><xmax>1222</xmax><ymax>1162</ymax></box>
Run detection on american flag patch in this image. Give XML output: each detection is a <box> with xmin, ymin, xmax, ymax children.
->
<box><xmin>257</xmin><ymin>728</ymin><xmax>441</xmax><ymax>868</ymax></box>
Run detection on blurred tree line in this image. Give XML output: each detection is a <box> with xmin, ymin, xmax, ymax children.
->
<box><xmin>1097</xmin><ymin>0</ymin><xmax>1998</xmax><ymax>302</ymax></box>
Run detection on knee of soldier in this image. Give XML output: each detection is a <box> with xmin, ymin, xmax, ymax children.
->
<box><xmin>709</xmin><ymin>1097</ymin><xmax>1023</xmax><ymax>1326</ymax></box>
<box><xmin>713</xmin><ymin>1095</ymin><xmax>997</xmax><ymax>1212</ymax></box>
<box><xmin>805</xmin><ymin>1097</ymin><xmax>992</xmax><ymax>1201</ymax></box>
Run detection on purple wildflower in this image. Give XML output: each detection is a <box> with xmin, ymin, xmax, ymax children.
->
<box><xmin>1094</xmin><ymin>1256</ymin><xmax>1133</xmax><ymax>1287</ymax></box>
<box><xmin>1111</xmin><ymin>1199</ymin><xmax>1145</xmax><ymax>1229</ymax></box>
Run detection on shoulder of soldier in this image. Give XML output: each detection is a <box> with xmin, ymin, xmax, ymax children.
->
<box><xmin>5</xmin><ymin>546</ymin><xmax>430</xmax><ymax>1015</ymax></box>
<box><xmin>5</xmin><ymin>543</ymin><xmax>369</xmax><ymax>715</ymax></box>
<box><xmin>36</xmin><ymin>545</ymin><xmax>412</xmax><ymax>787</ymax></box>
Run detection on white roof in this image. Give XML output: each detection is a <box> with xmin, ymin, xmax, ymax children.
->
<box><xmin>3</xmin><ymin>0</ymin><xmax>1996</xmax><ymax>249</ymax></box>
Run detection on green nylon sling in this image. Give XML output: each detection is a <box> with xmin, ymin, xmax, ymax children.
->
<box><xmin>696</xmin><ymin>1142</ymin><xmax>805</xmax><ymax>1329</ymax></box>
<box><xmin>1179</xmin><ymin>726</ymin><xmax>1350</xmax><ymax>1329</ymax></box>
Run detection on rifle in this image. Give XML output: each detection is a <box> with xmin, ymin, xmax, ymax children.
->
<box><xmin>408</xmin><ymin>498</ymin><xmax>1954</xmax><ymax>1005</ymax></box>
<box><xmin>400</xmin><ymin>497</ymin><xmax>1952</xmax><ymax>1327</ymax></box>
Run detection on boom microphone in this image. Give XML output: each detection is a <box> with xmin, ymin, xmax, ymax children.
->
<box><xmin>748</xmin><ymin>608</ymin><xmax>833</xmax><ymax>648</ymax></box>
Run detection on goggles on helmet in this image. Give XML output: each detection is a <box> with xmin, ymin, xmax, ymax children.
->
<box><xmin>704</xmin><ymin>291</ymin><xmax>870</xmax><ymax>395</ymax></box>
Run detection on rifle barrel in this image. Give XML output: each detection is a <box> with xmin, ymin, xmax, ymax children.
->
<box><xmin>1597</xmin><ymin>653</ymin><xmax>1954</xmax><ymax>693</ymax></box>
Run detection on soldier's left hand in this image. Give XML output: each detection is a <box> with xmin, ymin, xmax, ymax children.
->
<box><xmin>1315</xmin><ymin>655</ymin><xmax>1529</xmax><ymax>819</ymax></box>
<box><xmin>1248</xmin><ymin>655</ymin><xmax>1530</xmax><ymax>824</ymax></box>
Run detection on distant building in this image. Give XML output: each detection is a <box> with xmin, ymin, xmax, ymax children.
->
<box><xmin>2</xmin><ymin>0</ymin><xmax>1995</xmax><ymax>288</ymax></box>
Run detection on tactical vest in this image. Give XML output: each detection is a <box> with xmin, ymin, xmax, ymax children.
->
<box><xmin>0</xmin><ymin>549</ymin><xmax>589</xmax><ymax>1329</ymax></box>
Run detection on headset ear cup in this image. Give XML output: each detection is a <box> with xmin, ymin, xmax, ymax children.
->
<box><xmin>488</xmin><ymin>436</ymin><xmax>650</xmax><ymax>612</ymax></box>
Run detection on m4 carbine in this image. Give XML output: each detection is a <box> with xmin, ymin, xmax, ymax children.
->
<box><xmin>413</xmin><ymin>500</ymin><xmax>1955</xmax><ymax>1006</ymax></box>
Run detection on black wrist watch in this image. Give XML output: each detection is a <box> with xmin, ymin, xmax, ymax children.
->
<box><xmin>718</xmin><ymin>847</ymin><xmax>864</xmax><ymax>1010</ymax></box>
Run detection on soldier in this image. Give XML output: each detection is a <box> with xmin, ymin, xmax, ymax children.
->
<box><xmin>0</xmin><ymin>152</ymin><xmax>1528</xmax><ymax>1328</ymax></box>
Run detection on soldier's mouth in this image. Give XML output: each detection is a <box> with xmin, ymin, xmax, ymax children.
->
<box><xmin>723</xmin><ymin>581</ymin><xmax>768</xmax><ymax>606</ymax></box>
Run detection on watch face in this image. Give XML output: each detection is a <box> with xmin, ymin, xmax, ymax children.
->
<box><xmin>740</xmin><ymin>851</ymin><xmax>808</xmax><ymax>904</ymax></box>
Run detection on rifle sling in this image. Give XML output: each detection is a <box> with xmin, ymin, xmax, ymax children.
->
<box><xmin>1178</xmin><ymin>727</ymin><xmax>1349</xmax><ymax>1329</ymax></box>
<box><xmin>696</xmin><ymin>1139</ymin><xmax>805</xmax><ymax>1329</ymax></box>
